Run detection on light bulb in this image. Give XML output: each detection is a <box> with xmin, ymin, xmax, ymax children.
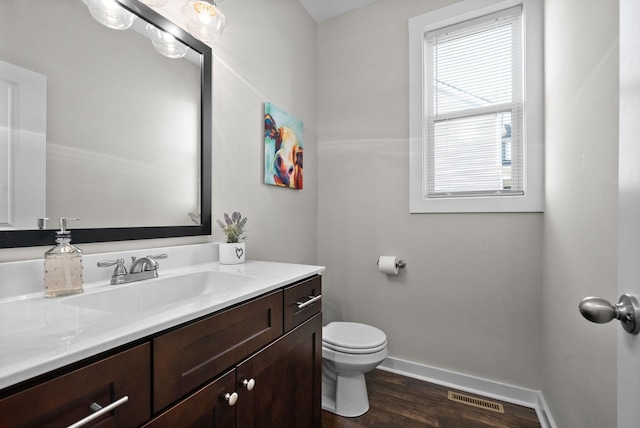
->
<box><xmin>83</xmin><ymin>0</ymin><xmax>136</xmax><ymax>31</ymax></box>
<box><xmin>195</xmin><ymin>2</ymin><xmax>215</xmax><ymax>24</ymax></box>
<box><xmin>182</xmin><ymin>1</ymin><xmax>227</xmax><ymax>44</ymax></box>
<box><xmin>145</xmin><ymin>24</ymin><xmax>189</xmax><ymax>59</ymax></box>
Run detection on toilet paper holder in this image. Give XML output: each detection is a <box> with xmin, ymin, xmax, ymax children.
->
<box><xmin>376</xmin><ymin>258</ymin><xmax>406</xmax><ymax>269</ymax></box>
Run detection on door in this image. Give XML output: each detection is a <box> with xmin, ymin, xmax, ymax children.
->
<box><xmin>0</xmin><ymin>60</ymin><xmax>46</xmax><ymax>229</ymax></box>
<box><xmin>236</xmin><ymin>314</ymin><xmax>322</xmax><ymax>428</ymax></box>
<box><xmin>618</xmin><ymin>0</ymin><xmax>640</xmax><ymax>426</ymax></box>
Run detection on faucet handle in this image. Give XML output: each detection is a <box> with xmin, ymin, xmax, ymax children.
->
<box><xmin>97</xmin><ymin>259</ymin><xmax>127</xmax><ymax>276</ymax></box>
<box><xmin>130</xmin><ymin>254</ymin><xmax>167</xmax><ymax>263</ymax></box>
<box><xmin>146</xmin><ymin>254</ymin><xmax>168</xmax><ymax>270</ymax></box>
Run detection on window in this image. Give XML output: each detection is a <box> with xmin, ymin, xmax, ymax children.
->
<box><xmin>409</xmin><ymin>0</ymin><xmax>543</xmax><ymax>213</ymax></box>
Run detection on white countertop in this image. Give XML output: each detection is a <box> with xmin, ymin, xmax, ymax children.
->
<box><xmin>0</xmin><ymin>250</ymin><xmax>324</xmax><ymax>391</ymax></box>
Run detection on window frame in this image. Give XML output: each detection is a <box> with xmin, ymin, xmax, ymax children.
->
<box><xmin>409</xmin><ymin>0</ymin><xmax>544</xmax><ymax>213</ymax></box>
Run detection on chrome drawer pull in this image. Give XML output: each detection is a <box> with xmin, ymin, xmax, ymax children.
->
<box><xmin>296</xmin><ymin>294</ymin><xmax>322</xmax><ymax>310</ymax></box>
<box><xmin>67</xmin><ymin>396</ymin><xmax>128</xmax><ymax>428</ymax></box>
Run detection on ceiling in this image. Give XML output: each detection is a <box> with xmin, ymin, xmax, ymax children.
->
<box><xmin>297</xmin><ymin>0</ymin><xmax>380</xmax><ymax>23</ymax></box>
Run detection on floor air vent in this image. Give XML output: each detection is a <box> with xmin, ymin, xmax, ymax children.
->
<box><xmin>447</xmin><ymin>391</ymin><xmax>505</xmax><ymax>414</ymax></box>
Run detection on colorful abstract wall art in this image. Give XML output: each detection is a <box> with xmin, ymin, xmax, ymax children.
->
<box><xmin>264</xmin><ymin>102</ymin><xmax>303</xmax><ymax>189</ymax></box>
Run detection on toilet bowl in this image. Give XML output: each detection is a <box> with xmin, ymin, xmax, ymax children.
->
<box><xmin>321</xmin><ymin>321</ymin><xmax>388</xmax><ymax>417</ymax></box>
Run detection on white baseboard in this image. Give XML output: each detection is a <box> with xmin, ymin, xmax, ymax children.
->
<box><xmin>378</xmin><ymin>356</ymin><xmax>556</xmax><ymax>428</ymax></box>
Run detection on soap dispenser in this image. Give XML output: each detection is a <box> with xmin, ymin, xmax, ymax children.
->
<box><xmin>44</xmin><ymin>217</ymin><xmax>84</xmax><ymax>298</ymax></box>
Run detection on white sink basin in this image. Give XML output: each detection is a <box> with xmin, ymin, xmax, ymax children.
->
<box><xmin>58</xmin><ymin>270</ymin><xmax>252</xmax><ymax>314</ymax></box>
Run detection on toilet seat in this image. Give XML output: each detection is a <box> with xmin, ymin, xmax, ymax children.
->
<box><xmin>323</xmin><ymin>322</ymin><xmax>387</xmax><ymax>354</ymax></box>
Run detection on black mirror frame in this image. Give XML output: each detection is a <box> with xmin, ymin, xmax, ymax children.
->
<box><xmin>0</xmin><ymin>0</ymin><xmax>212</xmax><ymax>248</ymax></box>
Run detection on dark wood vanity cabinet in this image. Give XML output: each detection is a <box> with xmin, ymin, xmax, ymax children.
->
<box><xmin>146</xmin><ymin>314</ymin><xmax>322</xmax><ymax>428</ymax></box>
<box><xmin>0</xmin><ymin>275</ymin><xmax>322</xmax><ymax>428</ymax></box>
<box><xmin>150</xmin><ymin>275</ymin><xmax>322</xmax><ymax>428</ymax></box>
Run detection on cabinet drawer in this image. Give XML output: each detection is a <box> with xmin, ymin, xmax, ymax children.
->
<box><xmin>0</xmin><ymin>343</ymin><xmax>150</xmax><ymax>428</ymax></box>
<box><xmin>283</xmin><ymin>275</ymin><xmax>322</xmax><ymax>333</ymax></box>
<box><xmin>153</xmin><ymin>290</ymin><xmax>283</xmax><ymax>413</ymax></box>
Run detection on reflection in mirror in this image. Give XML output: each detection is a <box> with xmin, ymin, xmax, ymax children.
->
<box><xmin>83</xmin><ymin>0</ymin><xmax>138</xmax><ymax>30</ymax></box>
<box><xmin>0</xmin><ymin>0</ymin><xmax>212</xmax><ymax>247</ymax></box>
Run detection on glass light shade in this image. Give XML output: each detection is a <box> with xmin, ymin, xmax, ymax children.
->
<box><xmin>182</xmin><ymin>1</ymin><xmax>227</xmax><ymax>44</ymax></box>
<box><xmin>145</xmin><ymin>24</ymin><xmax>189</xmax><ymax>59</ymax></box>
<box><xmin>138</xmin><ymin>0</ymin><xmax>170</xmax><ymax>6</ymax></box>
<box><xmin>83</xmin><ymin>0</ymin><xmax>136</xmax><ymax>30</ymax></box>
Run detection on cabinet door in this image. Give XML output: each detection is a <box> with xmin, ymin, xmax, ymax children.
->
<box><xmin>0</xmin><ymin>343</ymin><xmax>150</xmax><ymax>428</ymax></box>
<box><xmin>143</xmin><ymin>369</ymin><xmax>236</xmax><ymax>428</ymax></box>
<box><xmin>236</xmin><ymin>313</ymin><xmax>322</xmax><ymax>428</ymax></box>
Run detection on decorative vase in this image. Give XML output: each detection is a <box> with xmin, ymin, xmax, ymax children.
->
<box><xmin>219</xmin><ymin>242</ymin><xmax>245</xmax><ymax>265</ymax></box>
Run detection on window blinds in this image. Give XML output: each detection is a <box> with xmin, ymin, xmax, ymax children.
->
<box><xmin>425</xmin><ymin>6</ymin><xmax>523</xmax><ymax>198</ymax></box>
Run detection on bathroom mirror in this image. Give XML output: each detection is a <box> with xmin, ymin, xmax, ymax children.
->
<box><xmin>0</xmin><ymin>0</ymin><xmax>212</xmax><ymax>248</ymax></box>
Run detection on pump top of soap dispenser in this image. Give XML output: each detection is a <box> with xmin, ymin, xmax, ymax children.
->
<box><xmin>54</xmin><ymin>217</ymin><xmax>80</xmax><ymax>246</ymax></box>
<box><xmin>56</xmin><ymin>217</ymin><xmax>78</xmax><ymax>235</ymax></box>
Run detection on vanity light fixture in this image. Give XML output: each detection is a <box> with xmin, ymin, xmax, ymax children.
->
<box><xmin>137</xmin><ymin>0</ymin><xmax>170</xmax><ymax>6</ymax></box>
<box><xmin>82</xmin><ymin>0</ymin><xmax>137</xmax><ymax>30</ymax></box>
<box><xmin>182</xmin><ymin>0</ymin><xmax>227</xmax><ymax>44</ymax></box>
<box><xmin>145</xmin><ymin>24</ymin><xmax>189</xmax><ymax>58</ymax></box>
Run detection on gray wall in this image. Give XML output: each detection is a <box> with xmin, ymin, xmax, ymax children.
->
<box><xmin>542</xmin><ymin>0</ymin><xmax>619</xmax><ymax>427</ymax></box>
<box><xmin>316</xmin><ymin>0</ymin><xmax>544</xmax><ymax>390</ymax></box>
<box><xmin>209</xmin><ymin>0</ymin><xmax>318</xmax><ymax>264</ymax></box>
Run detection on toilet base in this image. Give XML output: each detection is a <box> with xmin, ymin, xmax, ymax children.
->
<box><xmin>322</xmin><ymin>370</ymin><xmax>370</xmax><ymax>417</ymax></box>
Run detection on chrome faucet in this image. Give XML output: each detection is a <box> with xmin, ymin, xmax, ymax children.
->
<box><xmin>98</xmin><ymin>254</ymin><xmax>168</xmax><ymax>285</ymax></box>
<box><xmin>130</xmin><ymin>256</ymin><xmax>160</xmax><ymax>273</ymax></box>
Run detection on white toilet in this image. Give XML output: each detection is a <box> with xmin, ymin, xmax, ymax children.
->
<box><xmin>321</xmin><ymin>321</ymin><xmax>388</xmax><ymax>417</ymax></box>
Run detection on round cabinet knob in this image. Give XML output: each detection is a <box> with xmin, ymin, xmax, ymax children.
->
<box><xmin>224</xmin><ymin>392</ymin><xmax>238</xmax><ymax>406</ymax></box>
<box><xmin>242</xmin><ymin>378</ymin><xmax>256</xmax><ymax>391</ymax></box>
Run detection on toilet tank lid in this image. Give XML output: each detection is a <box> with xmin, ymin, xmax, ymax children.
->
<box><xmin>323</xmin><ymin>322</ymin><xmax>387</xmax><ymax>350</ymax></box>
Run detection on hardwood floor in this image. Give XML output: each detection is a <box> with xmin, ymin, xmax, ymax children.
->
<box><xmin>322</xmin><ymin>369</ymin><xmax>541</xmax><ymax>428</ymax></box>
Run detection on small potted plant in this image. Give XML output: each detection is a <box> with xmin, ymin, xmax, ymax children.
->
<box><xmin>217</xmin><ymin>211</ymin><xmax>247</xmax><ymax>264</ymax></box>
